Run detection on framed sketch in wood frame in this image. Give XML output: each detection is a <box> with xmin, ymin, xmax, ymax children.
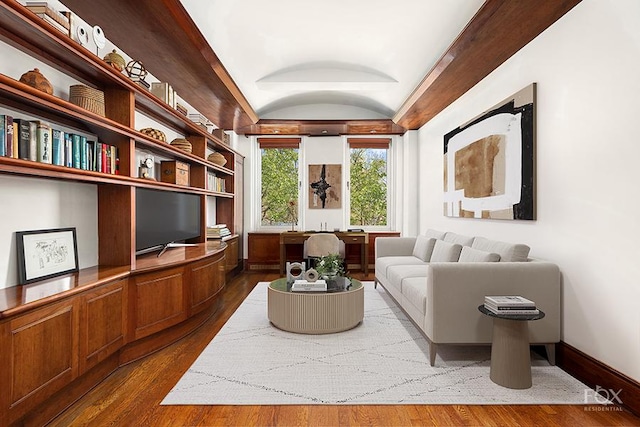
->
<box><xmin>16</xmin><ymin>227</ymin><xmax>79</xmax><ymax>284</ymax></box>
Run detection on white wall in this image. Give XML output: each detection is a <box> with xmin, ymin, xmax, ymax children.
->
<box><xmin>415</xmin><ymin>0</ymin><xmax>640</xmax><ymax>382</ymax></box>
<box><xmin>0</xmin><ymin>176</ymin><xmax>98</xmax><ymax>288</ymax></box>
<box><xmin>304</xmin><ymin>136</ymin><xmax>345</xmax><ymax>231</ymax></box>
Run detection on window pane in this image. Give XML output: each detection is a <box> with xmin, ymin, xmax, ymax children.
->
<box><xmin>350</xmin><ymin>148</ymin><xmax>387</xmax><ymax>226</ymax></box>
<box><xmin>261</xmin><ymin>148</ymin><xmax>299</xmax><ymax>226</ymax></box>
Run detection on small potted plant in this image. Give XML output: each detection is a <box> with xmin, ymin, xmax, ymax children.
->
<box><xmin>314</xmin><ymin>253</ymin><xmax>344</xmax><ymax>280</ymax></box>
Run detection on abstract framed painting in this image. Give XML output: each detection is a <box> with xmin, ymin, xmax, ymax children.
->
<box><xmin>308</xmin><ymin>164</ymin><xmax>342</xmax><ymax>209</ymax></box>
<box><xmin>443</xmin><ymin>83</ymin><xmax>536</xmax><ymax>220</ymax></box>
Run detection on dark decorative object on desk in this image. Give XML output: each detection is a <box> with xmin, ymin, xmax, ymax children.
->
<box><xmin>16</xmin><ymin>227</ymin><xmax>79</xmax><ymax>284</ymax></box>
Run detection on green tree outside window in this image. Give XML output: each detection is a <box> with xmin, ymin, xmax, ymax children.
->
<box><xmin>261</xmin><ymin>148</ymin><xmax>299</xmax><ymax>226</ymax></box>
<box><xmin>350</xmin><ymin>148</ymin><xmax>387</xmax><ymax>226</ymax></box>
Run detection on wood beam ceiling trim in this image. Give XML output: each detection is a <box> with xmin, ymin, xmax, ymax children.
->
<box><xmin>393</xmin><ymin>0</ymin><xmax>582</xmax><ymax>130</ymax></box>
<box><xmin>238</xmin><ymin>119</ymin><xmax>406</xmax><ymax>136</ymax></box>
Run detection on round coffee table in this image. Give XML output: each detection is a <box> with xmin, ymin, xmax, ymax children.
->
<box><xmin>478</xmin><ymin>305</ymin><xmax>545</xmax><ymax>389</ymax></box>
<box><xmin>268</xmin><ymin>277</ymin><xmax>364</xmax><ymax>334</ymax></box>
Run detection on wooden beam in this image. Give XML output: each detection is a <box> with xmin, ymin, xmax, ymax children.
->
<box><xmin>393</xmin><ymin>0</ymin><xmax>582</xmax><ymax>130</ymax></box>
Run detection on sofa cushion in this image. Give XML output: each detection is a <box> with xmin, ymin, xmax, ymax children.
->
<box><xmin>443</xmin><ymin>232</ymin><xmax>474</xmax><ymax>247</ymax></box>
<box><xmin>401</xmin><ymin>277</ymin><xmax>428</xmax><ymax>315</ymax></box>
<box><xmin>430</xmin><ymin>240</ymin><xmax>462</xmax><ymax>262</ymax></box>
<box><xmin>387</xmin><ymin>264</ymin><xmax>429</xmax><ymax>291</ymax></box>
<box><xmin>412</xmin><ymin>236</ymin><xmax>437</xmax><ymax>262</ymax></box>
<box><xmin>425</xmin><ymin>229</ymin><xmax>446</xmax><ymax>240</ymax></box>
<box><xmin>376</xmin><ymin>256</ymin><xmax>426</xmax><ymax>277</ymax></box>
<box><xmin>458</xmin><ymin>246</ymin><xmax>500</xmax><ymax>262</ymax></box>
<box><xmin>471</xmin><ymin>237</ymin><xmax>530</xmax><ymax>262</ymax></box>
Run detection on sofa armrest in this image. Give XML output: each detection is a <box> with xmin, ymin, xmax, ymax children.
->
<box><xmin>425</xmin><ymin>261</ymin><xmax>561</xmax><ymax>344</ymax></box>
<box><xmin>375</xmin><ymin>237</ymin><xmax>416</xmax><ymax>259</ymax></box>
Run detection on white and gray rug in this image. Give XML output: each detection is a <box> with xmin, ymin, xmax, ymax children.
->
<box><xmin>162</xmin><ymin>282</ymin><xmax>597</xmax><ymax>405</ymax></box>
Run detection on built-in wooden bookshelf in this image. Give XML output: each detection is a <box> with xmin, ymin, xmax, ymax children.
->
<box><xmin>0</xmin><ymin>1</ymin><xmax>242</xmax><ymax>424</ymax></box>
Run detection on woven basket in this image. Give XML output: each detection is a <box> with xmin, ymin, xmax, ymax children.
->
<box><xmin>207</xmin><ymin>151</ymin><xmax>227</xmax><ymax>166</ymax></box>
<box><xmin>170</xmin><ymin>138</ymin><xmax>192</xmax><ymax>153</ymax></box>
<box><xmin>69</xmin><ymin>85</ymin><xmax>105</xmax><ymax>117</ymax></box>
<box><xmin>140</xmin><ymin>128</ymin><xmax>167</xmax><ymax>142</ymax></box>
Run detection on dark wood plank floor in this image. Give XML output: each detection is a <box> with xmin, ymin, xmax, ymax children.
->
<box><xmin>49</xmin><ymin>272</ymin><xmax>640</xmax><ymax>426</ymax></box>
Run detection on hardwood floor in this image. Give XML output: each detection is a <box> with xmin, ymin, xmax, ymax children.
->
<box><xmin>49</xmin><ymin>272</ymin><xmax>640</xmax><ymax>427</ymax></box>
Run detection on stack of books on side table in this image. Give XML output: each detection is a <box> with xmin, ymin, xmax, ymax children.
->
<box><xmin>291</xmin><ymin>280</ymin><xmax>327</xmax><ymax>292</ymax></box>
<box><xmin>484</xmin><ymin>295</ymin><xmax>540</xmax><ymax>315</ymax></box>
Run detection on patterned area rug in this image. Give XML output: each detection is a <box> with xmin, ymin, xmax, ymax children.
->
<box><xmin>162</xmin><ymin>281</ymin><xmax>596</xmax><ymax>405</ymax></box>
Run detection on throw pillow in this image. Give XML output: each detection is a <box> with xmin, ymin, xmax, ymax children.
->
<box><xmin>430</xmin><ymin>240</ymin><xmax>463</xmax><ymax>262</ymax></box>
<box><xmin>412</xmin><ymin>235</ymin><xmax>437</xmax><ymax>262</ymax></box>
<box><xmin>458</xmin><ymin>246</ymin><xmax>501</xmax><ymax>262</ymax></box>
<box><xmin>424</xmin><ymin>229</ymin><xmax>446</xmax><ymax>240</ymax></box>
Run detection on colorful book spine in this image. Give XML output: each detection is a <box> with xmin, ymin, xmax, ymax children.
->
<box><xmin>0</xmin><ymin>115</ymin><xmax>5</xmax><ymax>156</ymax></box>
<box><xmin>80</xmin><ymin>135</ymin><xmax>87</xmax><ymax>170</ymax></box>
<box><xmin>15</xmin><ymin>119</ymin><xmax>31</xmax><ymax>160</ymax></box>
<box><xmin>51</xmin><ymin>129</ymin><xmax>63</xmax><ymax>165</ymax></box>
<box><xmin>71</xmin><ymin>133</ymin><xmax>81</xmax><ymax>168</ymax></box>
<box><xmin>64</xmin><ymin>133</ymin><xmax>72</xmax><ymax>167</ymax></box>
<box><xmin>36</xmin><ymin>121</ymin><xmax>51</xmax><ymax>164</ymax></box>
<box><xmin>28</xmin><ymin>121</ymin><xmax>37</xmax><ymax>161</ymax></box>
<box><xmin>5</xmin><ymin>115</ymin><xmax>13</xmax><ymax>158</ymax></box>
<box><xmin>12</xmin><ymin>122</ymin><xmax>19</xmax><ymax>158</ymax></box>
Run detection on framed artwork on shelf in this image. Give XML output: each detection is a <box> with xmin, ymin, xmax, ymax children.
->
<box><xmin>16</xmin><ymin>227</ymin><xmax>79</xmax><ymax>284</ymax></box>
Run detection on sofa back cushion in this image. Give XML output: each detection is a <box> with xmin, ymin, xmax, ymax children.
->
<box><xmin>471</xmin><ymin>237</ymin><xmax>530</xmax><ymax>262</ymax></box>
<box><xmin>412</xmin><ymin>235</ymin><xmax>437</xmax><ymax>262</ymax></box>
<box><xmin>430</xmin><ymin>240</ymin><xmax>463</xmax><ymax>262</ymax></box>
<box><xmin>443</xmin><ymin>232</ymin><xmax>474</xmax><ymax>247</ymax></box>
<box><xmin>425</xmin><ymin>229</ymin><xmax>446</xmax><ymax>240</ymax></box>
<box><xmin>458</xmin><ymin>246</ymin><xmax>501</xmax><ymax>262</ymax></box>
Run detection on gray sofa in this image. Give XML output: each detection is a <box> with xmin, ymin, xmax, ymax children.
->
<box><xmin>374</xmin><ymin>229</ymin><xmax>560</xmax><ymax>366</ymax></box>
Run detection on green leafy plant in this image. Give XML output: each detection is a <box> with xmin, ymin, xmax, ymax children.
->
<box><xmin>314</xmin><ymin>253</ymin><xmax>344</xmax><ymax>277</ymax></box>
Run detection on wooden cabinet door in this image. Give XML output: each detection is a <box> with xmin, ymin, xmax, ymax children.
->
<box><xmin>189</xmin><ymin>252</ymin><xmax>225</xmax><ymax>315</ymax></box>
<box><xmin>225</xmin><ymin>237</ymin><xmax>239</xmax><ymax>272</ymax></box>
<box><xmin>130</xmin><ymin>267</ymin><xmax>186</xmax><ymax>340</ymax></box>
<box><xmin>79</xmin><ymin>279</ymin><xmax>127</xmax><ymax>374</ymax></box>
<box><xmin>0</xmin><ymin>299</ymin><xmax>79</xmax><ymax>421</ymax></box>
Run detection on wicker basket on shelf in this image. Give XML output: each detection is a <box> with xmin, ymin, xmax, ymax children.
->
<box><xmin>207</xmin><ymin>151</ymin><xmax>227</xmax><ymax>166</ymax></box>
<box><xmin>170</xmin><ymin>138</ymin><xmax>192</xmax><ymax>153</ymax></box>
<box><xmin>69</xmin><ymin>85</ymin><xmax>105</xmax><ymax>117</ymax></box>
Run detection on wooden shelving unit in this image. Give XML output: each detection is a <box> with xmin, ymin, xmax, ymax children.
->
<box><xmin>0</xmin><ymin>1</ymin><xmax>243</xmax><ymax>424</ymax></box>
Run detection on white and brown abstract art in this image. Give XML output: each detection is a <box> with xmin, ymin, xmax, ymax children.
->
<box><xmin>309</xmin><ymin>164</ymin><xmax>342</xmax><ymax>209</ymax></box>
<box><xmin>443</xmin><ymin>84</ymin><xmax>536</xmax><ymax>220</ymax></box>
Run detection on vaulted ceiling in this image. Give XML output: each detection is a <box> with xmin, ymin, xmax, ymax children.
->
<box><xmin>64</xmin><ymin>0</ymin><xmax>582</xmax><ymax>135</ymax></box>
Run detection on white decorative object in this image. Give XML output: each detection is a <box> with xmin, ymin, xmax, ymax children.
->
<box><xmin>92</xmin><ymin>25</ymin><xmax>106</xmax><ymax>50</ymax></box>
<box><xmin>304</xmin><ymin>268</ymin><xmax>318</xmax><ymax>282</ymax></box>
<box><xmin>76</xmin><ymin>25</ymin><xmax>89</xmax><ymax>46</ymax></box>
<box><xmin>286</xmin><ymin>261</ymin><xmax>305</xmax><ymax>283</ymax></box>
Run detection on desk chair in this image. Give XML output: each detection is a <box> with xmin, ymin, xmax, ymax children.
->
<box><xmin>303</xmin><ymin>233</ymin><xmax>345</xmax><ymax>269</ymax></box>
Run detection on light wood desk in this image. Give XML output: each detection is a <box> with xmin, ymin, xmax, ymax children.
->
<box><xmin>279</xmin><ymin>231</ymin><xmax>369</xmax><ymax>275</ymax></box>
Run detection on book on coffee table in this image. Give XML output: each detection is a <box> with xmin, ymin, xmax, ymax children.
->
<box><xmin>292</xmin><ymin>280</ymin><xmax>327</xmax><ymax>292</ymax></box>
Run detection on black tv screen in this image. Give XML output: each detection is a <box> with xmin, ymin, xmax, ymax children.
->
<box><xmin>135</xmin><ymin>188</ymin><xmax>201</xmax><ymax>254</ymax></box>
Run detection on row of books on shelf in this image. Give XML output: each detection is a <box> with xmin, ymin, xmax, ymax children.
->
<box><xmin>206</xmin><ymin>224</ymin><xmax>231</xmax><ymax>239</ymax></box>
<box><xmin>207</xmin><ymin>172</ymin><xmax>226</xmax><ymax>193</ymax></box>
<box><xmin>0</xmin><ymin>115</ymin><xmax>119</xmax><ymax>174</ymax></box>
<box><xmin>484</xmin><ymin>295</ymin><xmax>539</xmax><ymax>315</ymax></box>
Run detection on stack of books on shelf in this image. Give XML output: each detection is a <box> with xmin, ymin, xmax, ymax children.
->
<box><xmin>0</xmin><ymin>114</ymin><xmax>119</xmax><ymax>174</ymax></box>
<box><xmin>207</xmin><ymin>171</ymin><xmax>226</xmax><ymax>192</ymax></box>
<box><xmin>484</xmin><ymin>295</ymin><xmax>540</xmax><ymax>315</ymax></box>
<box><xmin>188</xmin><ymin>113</ymin><xmax>211</xmax><ymax>131</ymax></box>
<box><xmin>24</xmin><ymin>2</ymin><xmax>71</xmax><ymax>36</ymax></box>
<box><xmin>206</xmin><ymin>224</ymin><xmax>231</xmax><ymax>240</ymax></box>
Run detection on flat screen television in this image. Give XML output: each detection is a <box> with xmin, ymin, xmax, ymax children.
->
<box><xmin>135</xmin><ymin>188</ymin><xmax>201</xmax><ymax>256</ymax></box>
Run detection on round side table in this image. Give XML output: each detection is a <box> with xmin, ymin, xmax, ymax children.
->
<box><xmin>478</xmin><ymin>305</ymin><xmax>545</xmax><ymax>389</ymax></box>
